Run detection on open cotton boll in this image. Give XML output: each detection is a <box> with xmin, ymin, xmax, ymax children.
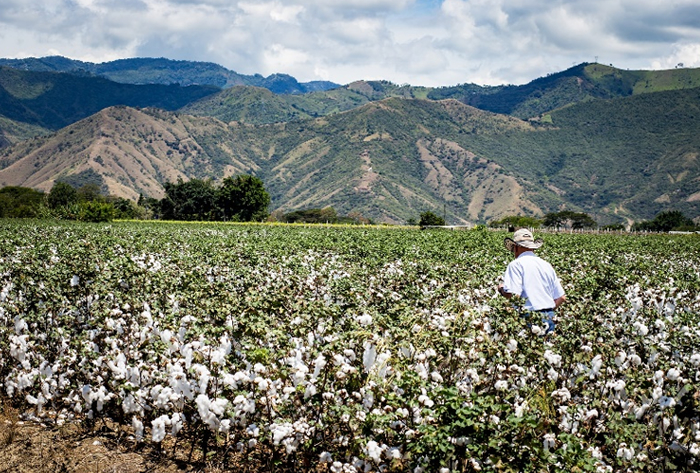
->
<box><xmin>589</xmin><ymin>355</ymin><xmax>603</xmax><ymax>378</ymax></box>
<box><xmin>544</xmin><ymin>350</ymin><xmax>562</xmax><ymax>367</ymax></box>
<box><xmin>151</xmin><ymin>414</ymin><xmax>170</xmax><ymax>442</ymax></box>
<box><xmin>14</xmin><ymin>316</ymin><xmax>27</xmax><ymax>334</ymax></box>
<box><xmin>364</xmin><ymin>440</ymin><xmax>383</xmax><ymax>463</ymax></box>
<box><xmin>132</xmin><ymin>416</ymin><xmax>144</xmax><ymax>441</ymax></box>
<box><xmin>270</xmin><ymin>422</ymin><xmax>295</xmax><ymax>445</ymax></box>
<box><xmin>363</xmin><ymin>343</ymin><xmax>377</xmax><ymax>373</ymax></box>
<box><xmin>494</xmin><ymin>380</ymin><xmax>508</xmax><ymax>391</ymax></box>
<box><xmin>667</xmin><ymin>368</ymin><xmax>681</xmax><ymax>381</ymax></box>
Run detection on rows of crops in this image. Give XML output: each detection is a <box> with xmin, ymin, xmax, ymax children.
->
<box><xmin>1</xmin><ymin>220</ymin><xmax>699</xmax><ymax>472</ymax></box>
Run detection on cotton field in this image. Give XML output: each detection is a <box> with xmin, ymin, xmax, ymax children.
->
<box><xmin>0</xmin><ymin>220</ymin><xmax>699</xmax><ymax>472</ymax></box>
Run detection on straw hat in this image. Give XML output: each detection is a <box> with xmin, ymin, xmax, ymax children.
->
<box><xmin>504</xmin><ymin>228</ymin><xmax>543</xmax><ymax>252</ymax></box>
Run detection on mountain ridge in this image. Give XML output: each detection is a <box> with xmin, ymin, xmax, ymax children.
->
<box><xmin>0</xmin><ymin>58</ymin><xmax>699</xmax><ymax>224</ymax></box>
<box><xmin>0</xmin><ymin>56</ymin><xmax>340</xmax><ymax>94</ymax></box>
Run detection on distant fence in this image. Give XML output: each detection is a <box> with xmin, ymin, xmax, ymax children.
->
<box><xmin>422</xmin><ymin>224</ymin><xmax>699</xmax><ymax>235</ymax></box>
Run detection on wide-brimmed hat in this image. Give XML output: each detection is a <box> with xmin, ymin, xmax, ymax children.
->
<box><xmin>504</xmin><ymin>228</ymin><xmax>543</xmax><ymax>252</ymax></box>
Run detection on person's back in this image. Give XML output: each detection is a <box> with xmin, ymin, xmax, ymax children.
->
<box><xmin>503</xmin><ymin>251</ymin><xmax>563</xmax><ymax>311</ymax></box>
<box><xmin>497</xmin><ymin>229</ymin><xmax>566</xmax><ymax>333</ymax></box>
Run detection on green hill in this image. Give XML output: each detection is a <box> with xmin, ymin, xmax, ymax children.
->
<box><xmin>0</xmin><ymin>66</ymin><xmax>219</xmax><ymax>130</ymax></box>
<box><xmin>181</xmin><ymin>86</ymin><xmax>315</xmax><ymax>124</ymax></box>
<box><xmin>0</xmin><ymin>56</ymin><xmax>340</xmax><ymax>94</ymax></box>
<box><xmin>428</xmin><ymin>63</ymin><xmax>700</xmax><ymax>118</ymax></box>
<box><xmin>181</xmin><ymin>80</ymin><xmax>437</xmax><ymax>124</ymax></box>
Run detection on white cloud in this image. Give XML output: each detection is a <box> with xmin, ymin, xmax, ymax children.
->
<box><xmin>652</xmin><ymin>43</ymin><xmax>700</xmax><ymax>69</ymax></box>
<box><xmin>1</xmin><ymin>0</ymin><xmax>700</xmax><ymax>86</ymax></box>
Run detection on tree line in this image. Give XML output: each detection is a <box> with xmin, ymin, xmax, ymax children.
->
<box><xmin>0</xmin><ymin>174</ymin><xmax>272</xmax><ymax>223</ymax></box>
<box><xmin>488</xmin><ymin>210</ymin><xmax>698</xmax><ymax>232</ymax></box>
<box><xmin>0</xmin><ymin>176</ymin><xmax>372</xmax><ymax>225</ymax></box>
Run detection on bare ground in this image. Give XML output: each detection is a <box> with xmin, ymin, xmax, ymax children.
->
<box><xmin>0</xmin><ymin>403</ymin><xmax>272</xmax><ymax>473</ymax></box>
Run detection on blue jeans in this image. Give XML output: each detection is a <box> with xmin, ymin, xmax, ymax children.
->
<box><xmin>522</xmin><ymin>309</ymin><xmax>556</xmax><ymax>334</ymax></box>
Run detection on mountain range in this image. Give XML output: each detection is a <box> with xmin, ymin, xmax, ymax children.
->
<box><xmin>0</xmin><ymin>56</ymin><xmax>699</xmax><ymax>225</ymax></box>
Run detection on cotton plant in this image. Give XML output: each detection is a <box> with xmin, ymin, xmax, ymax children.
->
<box><xmin>1</xmin><ymin>221</ymin><xmax>699</xmax><ymax>472</ymax></box>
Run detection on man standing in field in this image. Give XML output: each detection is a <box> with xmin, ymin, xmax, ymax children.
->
<box><xmin>497</xmin><ymin>229</ymin><xmax>566</xmax><ymax>333</ymax></box>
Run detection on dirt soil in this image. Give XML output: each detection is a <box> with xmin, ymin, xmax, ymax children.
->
<box><xmin>0</xmin><ymin>404</ymin><xmax>248</xmax><ymax>473</ymax></box>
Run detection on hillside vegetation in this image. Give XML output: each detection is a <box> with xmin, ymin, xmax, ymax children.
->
<box><xmin>0</xmin><ymin>66</ymin><xmax>219</xmax><ymax>131</ymax></box>
<box><xmin>0</xmin><ymin>59</ymin><xmax>699</xmax><ymax>224</ymax></box>
<box><xmin>0</xmin><ymin>56</ymin><xmax>339</xmax><ymax>94</ymax></box>
<box><xmin>428</xmin><ymin>63</ymin><xmax>700</xmax><ymax>118</ymax></box>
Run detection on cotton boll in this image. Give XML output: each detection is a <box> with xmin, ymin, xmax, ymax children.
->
<box><xmin>304</xmin><ymin>384</ymin><xmax>317</xmax><ymax>400</ymax></box>
<box><xmin>14</xmin><ymin>316</ymin><xmax>27</xmax><ymax>335</ymax></box>
<box><xmin>151</xmin><ymin>415</ymin><xmax>170</xmax><ymax>442</ymax></box>
<box><xmin>634</xmin><ymin>321</ymin><xmax>649</xmax><ymax>336</ymax></box>
<box><xmin>171</xmin><ymin>412</ymin><xmax>184</xmax><ymax>436</ymax></box>
<box><xmin>589</xmin><ymin>355</ymin><xmax>603</xmax><ymax>378</ymax></box>
<box><xmin>417</xmin><ymin>394</ymin><xmax>434</xmax><ymax>408</ymax></box>
<box><xmin>667</xmin><ymin>368</ymin><xmax>681</xmax><ymax>381</ymax></box>
<box><xmin>614</xmin><ymin>351</ymin><xmax>626</xmax><ymax>367</ymax></box>
<box><xmin>363</xmin><ymin>343</ymin><xmax>377</xmax><ymax>373</ymax></box>
<box><xmin>132</xmin><ymin>416</ymin><xmax>144</xmax><ymax>441</ymax></box>
<box><xmin>551</xmin><ymin>388</ymin><xmax>571</xmax><ymax>403</ymax></box>
<box><xmin>430</xmin><ymin>371</ymin><xmax>443</xmax><ymax>383</ymax></box>
<box><xmin>543</xmin><ymin>433</ymin><xmax>556</xmax><ymax>451</ymax></box>
<box><xmin>365</xmin><ymin>440</ymin><xmax>383</xmax><ymax>463</ymax></box>
<box><xmin>617</xmin><ymin>443</ymin><xmax>634</xmax><ymax>461</ymax></box>
<box><xmin>494</xmin><ymin>380</ymin><xmax>508</xmax><ymax>391</ymax></box>
<box><xmin>659</xmin><ymin>396</ymin><xmax>676</xmax><ymax>409</ymax></box>
<box><xmin>690</xmin><ymin>354</ymin><xmax>700</xmax><ymax>367</ymax></box>
<box><xmin>628</xmin><ymin>353</ymin><xmax>642</xmax><ymax>367</ymax></box>
<box><xmin>544</xmin><ymin>350</ymin><xmax>562</xmax><ymax>367</ymax></box>
<box><xmin>514</xmin><ymin>401</ymin><xmax>528</xmax><ymax>418</ymax></box>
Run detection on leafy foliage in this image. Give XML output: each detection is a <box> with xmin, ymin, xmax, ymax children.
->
<box><xmin>542</xmin><ymin>211</ymin><xmax>597</xmax><ymax>229</ymax></box>
<box><xmin>419</xmin><ymin>211</ymin><xmax>445</xmax><ymax>227</ymax></box>
<box><xmin>0</xmin><ymin>186</ymin><xmax>44</xmax><ymax>217</ymax></box>
<box><xmin>160</xmin><ymin>178</ymin><xmax>217</xmax><ymax>221</ymax></box>
<box><xmin>489</xmin><ymin>215</ymin><xmax>542</xmax><ymax>229</ymax></box>
<box><xmin>632</xmin><ymin>210</ymin><xmax>698</xmax><ymax>232</ymax></box>
<box><xmin>161</xmin><ymin>175</ymin><xmax>270</xmax><ymax>222</ymax></box>
<box><xmin>47</xmin><ymin>181</ymin><xmax>78</xmax><ymax>209</ymax></box>
<box><xmin>217</xmin><ymin>174</ymin><xmax>270</xmax><ymax>222</ymax></box>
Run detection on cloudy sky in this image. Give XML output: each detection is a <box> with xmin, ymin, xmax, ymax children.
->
<box><xmin>1</xmin><ymin>0</ymin><xmax>700</xmax><ymax>87</ymax></box>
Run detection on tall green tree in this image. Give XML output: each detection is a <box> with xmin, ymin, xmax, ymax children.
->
<box><xmin>489</xmin><ymin>215</ymin><xmax>542</xmax><ymax>230</ymax></box>
<box><xmin>47</xmin><ymin>181</ymin><xmax>78</xmax><ymax>209</ymax></box>
<box><xmin>633</xmin><ymin>210</ymin><xmax>696</xmax><ymax>232</ymax></box>
<box><xmin>216</xmin><ymin>175</ymin><xmax>270</xmax><ymax>222</ymax></box>
<box><xmin>161</xmin><ymin>178</ymin><xmax>217</xmax><ymax>221</ymax></box>
<box><xmin>419</xmin><ymin>211</ymin><xmax>445</xmax><ymax>227</ymax></box>
<box><xmin>76</xmin><ymin>183</ymin><xmax>103</xmax><ymax>202</ymax></box>
<box><xmin>543</xmin><ymin>211</ymin><xmax>596</xmax><ymax>229</ymax></box>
